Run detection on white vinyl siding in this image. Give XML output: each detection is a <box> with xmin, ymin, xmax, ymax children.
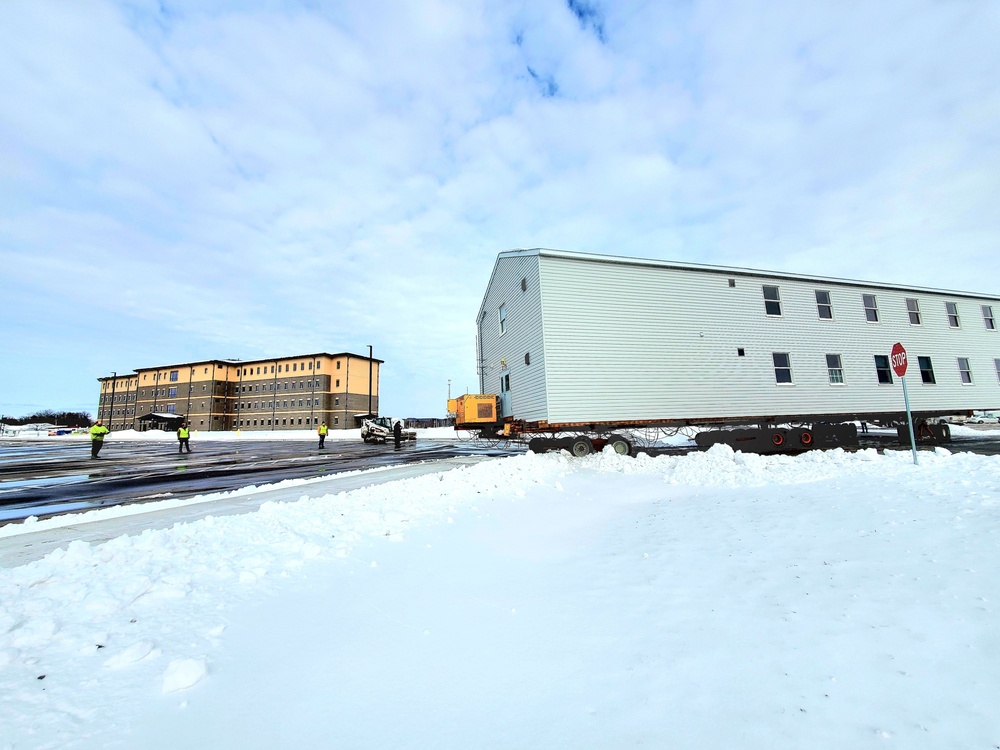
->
<box><xmin>476</xmin><ymin>254</ymin><xmax>547</xmax><ymax>420</ymax></box>
<box><xmin>476</xmin><ymin>249</ymin><xmax>1000</xmax><ymax>425</ymax></box>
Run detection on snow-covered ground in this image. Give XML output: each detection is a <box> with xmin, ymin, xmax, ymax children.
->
<box><xmin>2</xmin><ymin>441</ymin><xmax>1000</xmax><ymax>748</ymax></box>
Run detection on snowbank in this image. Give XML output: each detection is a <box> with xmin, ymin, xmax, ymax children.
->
<box><xmin>2</xmin><ymin>445</ymin><xmax>999</xmax><ymax>748</ymax></box>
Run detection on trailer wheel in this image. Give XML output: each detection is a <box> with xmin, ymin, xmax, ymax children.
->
<box><xmin>570</xmin><ymin>436</ymin><xmax>594</xmax><ymax>457</ymax></box>
<box><xmin>800</xmin><ymin>431</ymin><xmax>813</xmax><ymax>447</ymax></box>
<box><xmin>770</xmin><ymin>432</ymin><xmax>785</xmax><ymax>447</ymax></box>
<box><xmin>528</xmin><ymin>437</ymin><xmax>555</xmax><ymax>453</ymax></box>
<box><xmin>607</xmin><ymin>434</ymin><xmax>632</xmax><ymax>455</ymax></box>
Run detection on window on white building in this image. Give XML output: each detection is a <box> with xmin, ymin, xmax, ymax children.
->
<box><xmin>874</xmin><ymin>355</ymin><xmax>893</xmax><ymax>384</ymax></box>
<box><xmin>772</xmin><ymin>353</ymin><xmax>792</xmax><ymax>383</ymax></box>
<box><xmin>958</xmin><ymin>358</ymin><xmax>972</xmax><ymax>384</ymax></box>
<box><xmin>762</xmin><ymin>285</ymin><xmax>781</xmax><ymax>316</ymax></box>
<box><xmin>918</xmin><ymin>356</ymin><xmax>936</xmax><ymax>384</ymax></box>
<box><xmin>863</xmin><ymin>294</ymin><xmax>879</xmax><ymax>322</ymax></box>
<box><xmin>826</xmin><ymin>354</ymin><xmax>845</xmax><ymax>384</ymax></box>
<box><xmin>946</xmin><ymin>302</ymin><xmax>960</xmax><ymax>327</ymax></box>
<box><xmin>815</xmin><ymin>290</ymin><xmax>833</xmax><ymax>319</ymax></box>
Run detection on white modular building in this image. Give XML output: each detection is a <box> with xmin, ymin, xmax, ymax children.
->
<box><xmin>475</xmin><ymin>248</ymin><xmax>1000</xmax><ymax>427</ymax></box>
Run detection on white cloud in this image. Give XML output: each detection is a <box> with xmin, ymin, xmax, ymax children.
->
<box><xmin>2</xmin><ymin>0</ymin><xmax>999</xmax><ymax>418</ymax></box>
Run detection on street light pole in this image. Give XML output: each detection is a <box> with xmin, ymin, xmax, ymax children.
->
<box><xmin>185</xmin><ymin>367</ymin><xmax>194</xmax><ymax>424</ymax></box>
<box><xmin>367</xmin><ymin>345</ymin><xmax>373</xmax><ymax>417</ymax></box>
<box><xmin>109</xmin><ymin>372</ymin><xmax>117</xmax><ymax>429</ymax></box>
<box><xmin>121</xmin><ymin>375</ymin><xmax>132</xmax><ymax>432</ymax></box>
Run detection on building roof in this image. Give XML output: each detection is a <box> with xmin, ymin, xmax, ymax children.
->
<box><xmin>213</xmin><ymin>352</ymin><xmax>384</xmax><ymax>369</ymax></box>
<box><xmin>479</xmin><ymin>247</ymin><xmax>999</xmax><ymax>321</ymax></box>
<box><xmin>98</xmin><ymin>352</ymin><xmax>383</xmax><ymax>381</ymax></box>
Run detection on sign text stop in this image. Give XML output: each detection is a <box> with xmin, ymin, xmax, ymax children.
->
<box><xmin>890</xmin><ymin>342</ymin><xmax>908</xmax><ymax>377</ymax></box>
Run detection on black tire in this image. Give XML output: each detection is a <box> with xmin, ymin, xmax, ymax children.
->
<box><xmin>569</xmin><ymin>436</ymin><xmax>594</xmax><ymax>457</ymax></box>
<box><xmin>528</xmin><ymin>437</ymin><xmax>554</xmax><ymax>453</ymax></box>
<box><xmin>607</xmin><ymin>434</ymin><xmax>632</xmax><ymax>455</ymax></box>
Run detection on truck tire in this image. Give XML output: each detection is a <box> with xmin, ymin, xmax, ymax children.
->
<box><xmin>569</xmin><ymin>436</ymin><xmax>594</xmax><ymax>457</ymax></box>
<box><xmin>528</xmin><ymin>437</ymin><xmax>554</xmax><ymax>453</ymax></box>
<box><xmin>607</xmin><ymin>434</ymin><xmax>631</xmax><ymax>455</ymax></box>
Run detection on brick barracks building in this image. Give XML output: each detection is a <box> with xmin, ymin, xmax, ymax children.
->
<box><xmin>97</xmin><ymin>352</ymin><xmax>382</xmax><ymax>432</ymax></box>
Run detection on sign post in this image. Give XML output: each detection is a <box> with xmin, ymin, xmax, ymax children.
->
<box><xmin>891</xmin><ymin>342</ymin><xmax>918</xmax><ymax>465</ymax></box>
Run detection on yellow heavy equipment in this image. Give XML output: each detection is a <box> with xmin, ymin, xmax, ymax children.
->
<box><xmin>448</xmin><ymin>394</ymin><xmax>499</xmax><ymax>427</ymax></box>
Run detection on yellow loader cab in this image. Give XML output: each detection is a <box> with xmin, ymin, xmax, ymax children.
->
<box><xmin>449</xmin><ymin>394</ymin><xmax>501</xmax><ymax>429</ymax></box>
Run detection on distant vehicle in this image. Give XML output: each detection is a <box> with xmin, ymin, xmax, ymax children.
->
<box><xmin>361</xmin><ymin>416</ymin><xmax>417</xmax><ymax>444</ymax></box>
<box><xmin>968</xmin><ymin>413</ymin><xmax>998</xmax><ymax>424</ymax></box>
<box><xmin>47</xmin><ymin>429</ymin><xmax>74</xmax><ymax>436</ymax></box>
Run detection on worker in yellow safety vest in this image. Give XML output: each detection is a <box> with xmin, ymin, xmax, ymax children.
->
<box><xmin>318</xmin><ymin>422</ymin><xmax>328</xmax><ymax>449</ymax></box>
<box><xmin>89</xmin><ymin>421</ymin><xmax>110</xmax><ymax>459</ymax></box>
<box><xmin>177</xmin><ymin>421</ymin><xmax>192</xmax><ymax>454</ymax></box>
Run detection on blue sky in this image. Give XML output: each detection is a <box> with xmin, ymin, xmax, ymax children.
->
<box><xmin>2</xmin><ymin>0</ymin><xmax>999</xmax><ymax>419</ymax></box>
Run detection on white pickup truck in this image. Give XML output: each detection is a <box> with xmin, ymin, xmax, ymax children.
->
<box><xmin>360</xmin><ymin>416</ymin><xmax>417</xmax><ymax>444</ymax></box>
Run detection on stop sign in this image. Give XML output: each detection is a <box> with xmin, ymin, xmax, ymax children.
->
<box><xmin>890</xmin><ymin>342</ymin><xmax>908</xmax><ymax>377</ymax></box>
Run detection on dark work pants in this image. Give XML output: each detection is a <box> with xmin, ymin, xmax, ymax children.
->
<box><xmin>91</xmin><ymin>440</ymin><xmax>104</xmax><ymax>459</ymax></box>
<box><xmin>319</xmin><ymin>435</ymin><xmax>326</xmax><ymax>448</ymax></box>
<box><xmin>178</xmin><ymin>438</ymin><xmax>191</xmax><ymax>453</ymax></box>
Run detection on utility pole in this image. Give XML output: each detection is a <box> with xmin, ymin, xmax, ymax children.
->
<box><xmin>109</xmin><ymin>372</ymin><xmax>117</xmax><ymax>429</ymax></box>
<box><xmin>151</xmin><ymin>371</ymin><xmax>159</xmax><ymax>419</ymax></box>
<box><xmin>209</xmin><ymin>362</ymin><xmax>217</xmax><ymax>432</ymax></box>
<box><xmin>185</xmin><ymin>367</ymin><xmax>194</xmax><ymax>423</ymax></box>
<box><xmin>271</xmin><ymin>360</ymin><xmax>278</xmax><ymax>429</ymax></box>
<box><xmin>131</xmin><ymin>374</ymin><xmax>138</xmax><ymax>431</ymax></box>
<box><xmin>309</xmin><ymin>359</ymin><xmax>317</xmax><ymax>426</ymax></box>
<box><xmin>367</xmin><ymin>345</ymin><xmax>373</xmax><ymax>417</ymax></box>
<box><xmin>121</xmin><ymin>375</ymin><xmax>132</xmax><ymax>432</ymax></box>
<box><xmin>237</xmin><ymin>365</ymin><xmax>244</xmax><ymax>430</ymax></box>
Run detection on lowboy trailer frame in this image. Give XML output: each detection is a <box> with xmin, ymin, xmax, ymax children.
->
<box><xmin>451</xmin><ymin>393</ymin><xmax>956</xmax><ymax>455</ymax></box>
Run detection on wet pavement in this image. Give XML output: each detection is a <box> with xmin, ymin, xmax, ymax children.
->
<box><xmin>0</xmin><ymin>439</ymin><xmax>521</xmax><ymax>523</ymax></box>
<box><xmin>0</xmin><ymin>456</ymin><xmax>495</xmax><ymax>568</ymax></box>
<box><xmin>3</xmin><ymin>428</ymin><xmax>999</xmax><ymax>524</ymax></box>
